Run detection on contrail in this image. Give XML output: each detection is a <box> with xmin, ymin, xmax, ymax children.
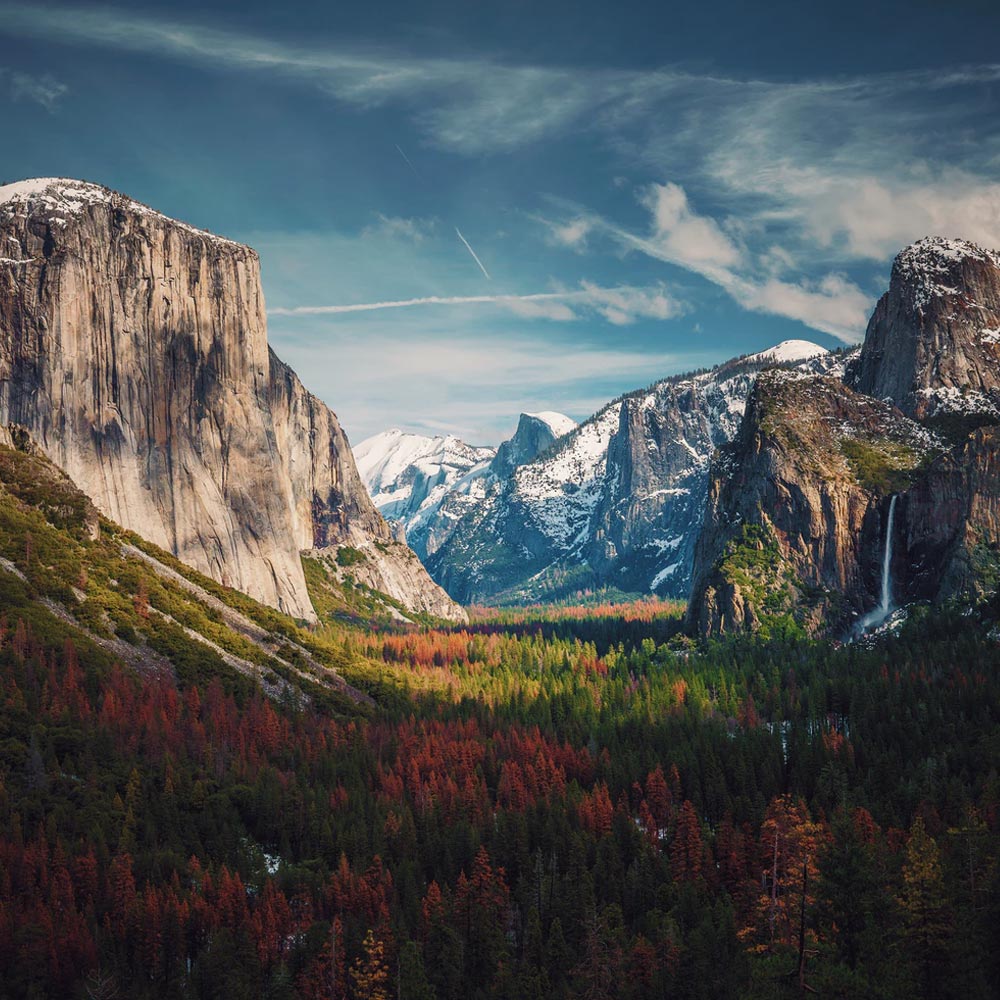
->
<box><xmin>269</xmin><ymin>292</ymin><xmax>570</xmax><ymax>316</ymax></box>
<box><xmin>454</xmin><ymin>227</ymin><xmax>491</xmax><ymax>280</ymax></box>
<box><xmin>394</xmin><ymin>143</ymin><xmax>417</xmax><ymax>173</ymax></box>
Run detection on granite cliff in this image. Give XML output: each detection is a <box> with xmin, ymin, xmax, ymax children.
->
<box><xmin>847</xmin><ymin>237</ymin><xmax>1000</xmax><ymax>423</ymax></box>
<box><xmin>689</xmin><ymin>237</ymin><xmax>1000</xmax><ymax>638</ymax></box>
<box><xmin>0</xmin><ymin>178</ymin><xmax>464</xmax><ymax>623</ymax></box>
<box><xmin>687</xmin><ymin>371</ymin><xmax>940</xmax><ymax>637</ymax></box>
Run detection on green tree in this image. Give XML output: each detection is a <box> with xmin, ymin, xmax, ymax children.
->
<box><xmin>897</xmin><ymin>817</ymin><xmax>952</xmax><ymax>996</ymax></box>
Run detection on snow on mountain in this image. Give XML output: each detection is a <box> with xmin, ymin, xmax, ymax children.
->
<box><xmin>527</xmin><ymin>411</ymin><xmax>578</xmax><ymax>438</ymax></box>
<box><xmin>353</xmin><ymin>430</ymin><xmax>495</xmax><ymax>554</ymax></box>
<box><xmin>426</xmin><ymin>344</ymin><xmax>846</xmax><ymax>604</ymax></box>
<box><xmin>747</xmin><ymin>339</ymin><xmax>828</xmax><ymax>365</ymax></box>
<box><xmin>356</xmin><ymin>413</ymin><xmax>578</xmax><ymax>561</ymax></box>
<box><xmin>0</xmin><ymin>178</ymin><xmax>242</xmax><ymax>247</ymax></box>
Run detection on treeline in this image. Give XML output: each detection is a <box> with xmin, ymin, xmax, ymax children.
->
<box><xmin>0</xmin><ymin>601</ymin><xmax>998</xmax><ymax>998</ymax></box>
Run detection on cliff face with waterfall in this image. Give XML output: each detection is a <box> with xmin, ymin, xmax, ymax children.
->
<box><xmin>688</xmin><ymin>236</ymin><xmax>1000</xmax><ymax>638</ymax></box>
<box><xmin>686</xmin><ymin>372</ymin><xmax>939</xmax><ymax>637</ymax></box>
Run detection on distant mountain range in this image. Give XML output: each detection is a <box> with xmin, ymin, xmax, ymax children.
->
<box><xmin>356</xmin><ymin>339</ymin><xmax>841</xmax><ymax>604</ymax></box>
<box><xmin>357</xmin><ymin>235</ymin><xmax>1000</xmax><ymax>638</ymax></box>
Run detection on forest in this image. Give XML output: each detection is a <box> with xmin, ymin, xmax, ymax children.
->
<box><xmin>1</xmin><ymin>578</ymin><xmax>998</xmax><ymax>999</ymax></box>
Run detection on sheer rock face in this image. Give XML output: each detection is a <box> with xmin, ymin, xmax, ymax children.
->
<box><xmin>901</xmin><ymin>428</ymin><xmax>1000</xmax><ymax>603</ymax></box>
<box><xmin>847</xmin><ymin>237</ymin><xmax>1000</xmax><ymax>420</ymax></box>
<box><xmin>0</xmin><ymin>178</ymin><xmax>465</xmax><ymax>623</ymax></box>
<box><xmin>687</xmin><ymin>372</ymin><xmax>939</xmax><ymax>638</ymax></box>
<box><xmin>489</xmin><ymin>413</ymin><xmax>569</xmax><ymax>480</ymax></box>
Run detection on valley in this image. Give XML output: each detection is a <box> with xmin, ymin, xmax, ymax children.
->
<box><xmin>0</xmin><ymin>179</ymin><xmax>997</xmax><ymax>1000</ymax></box>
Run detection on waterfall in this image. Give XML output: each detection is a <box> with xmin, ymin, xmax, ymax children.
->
<box><xmin>860</xmin><ymin>494</ymin><xmax>897</xmax><ymax>632</ymax></box>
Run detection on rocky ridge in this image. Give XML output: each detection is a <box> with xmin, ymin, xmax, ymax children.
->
<box><xmin>353</xmin><ymin>411</ymin><xmax>576</xmax><ymax>563</ymax></box>
<box><xmin>847</xmin><ymin>237</ymin><xmax>1000</xmax><ymax>423</ymax></box>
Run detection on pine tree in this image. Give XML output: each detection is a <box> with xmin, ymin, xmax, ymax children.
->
<box><xmin>897</xmin><ymin>817</ymin><xmax>952</xmax><ymax>996</ymax></box>
<box><xmin>350</xmin><ymin>929</ymin><xmax>390</xmax><ymax>1000</ymax></box>
<box><xmin>398</xmin><ymin>940</ymin><xmax>436</xmax><ymax>1000</ymax></box>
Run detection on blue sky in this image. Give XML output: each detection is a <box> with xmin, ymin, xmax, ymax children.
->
<box><xmin>2</xmin><ymin>1</ymin><xmax>1000</xmax><ymax>444</ymax></box>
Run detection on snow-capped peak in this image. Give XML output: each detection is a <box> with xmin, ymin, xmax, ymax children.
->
<box><xmin>525</xmin><ymin>411</ymin><xmax>577</xmax><ymax>438</ymax></box>
<box><xmin>354</xmin><ymin>429</ymin><xmax>490</xmax><ymax>494</ymax></box>
<box><xmin>893</xmin><ymin>237</ymin><xmax>1000</xmax><ymax>311</ymax></box>
<box><xmin>897</xmin><ymin>236</ymin><xmax>1000</xmax><ymax>271</ymax></box>
<box><xmin>746</xmin><ymin>340</ymin><xmax>828</xmax><ymax>365</ymax></box>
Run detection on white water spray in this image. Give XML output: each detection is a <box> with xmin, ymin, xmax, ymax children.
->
<box><xmin>859</xmin><ymin>494</ymin><xmax>897</xmax><ymax>632</ymax></box>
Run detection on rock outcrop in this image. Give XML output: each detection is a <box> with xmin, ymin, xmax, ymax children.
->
<box><xmin>900</xmin><ymin>427</ymin><xmax>1000</xmax><ymax>603</ymax></box>
<box><xmin>690</xmin><ymin>237</ymin><xmax>1000</xmax><ymax>638</ymax></box>
<box><xmin>0</xmin><ymin>178</ymin><xmax>464</xmax><ymax>622</ymax></box>
<box><xmin>489</xmin><ymin>412</ymin><xmax>576</xmax><ymax>480</ymax></box>
<box><xmin>687</xmin><ymin>371</ymin><xmax>940</xmax><ymax>637</ymax></box>
<box><xmin>847</xmin><ymin>237</ymin><xmax>1000</xmax><ymax>422</ymax></box>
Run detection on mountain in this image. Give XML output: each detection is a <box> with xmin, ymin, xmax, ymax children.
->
<box><xmin>353</xmin><ymin>410</ymin><xmax>576</xmax><ymax>562</ymax></box>
<box><xmin>689</xmin><ymin>237</ymin><xmax>1000</xmax><ymax>638</ymax></box>
<box><xmin>353</xmin><ymin>429</ymin><xmax>496</xmax><ymax>553</ymax></box>
<box><xmin>489</xmin><ymin>411</ymin><xmax>578</xmax><ymax>479</ymax></box>
<box><xmin>687</xmin><ymin>371</ymin><xmax>941</xmax><ymax>637</ymax></box>
<box><xmin>424</xmin><ymin>340</ymin><xmax>832</xmax><ymax>604</ymax></box>
<box><xmin>0</xmin><ymin>178</ymin><xmax>464</xmax><ymax>623</ymax></box>
<box><xmin>0</xmin><ymin>425</ymin><xmax>379</xmax><ymax>707</ymax></box>
<box><xmin>847</xmin><ymin>237</ymin><xmax>1000</xmax><ymax>425</ymax></box>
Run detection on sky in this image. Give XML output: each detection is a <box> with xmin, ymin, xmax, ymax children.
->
<box><xmin>2</xmin><ymin>1</ymin><xmax>1000</xmax><ymax>445</ymax></box>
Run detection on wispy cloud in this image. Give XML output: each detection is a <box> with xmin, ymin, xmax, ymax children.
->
<box><xmin>543</xmin><ymin>217</ymin><xmax>593</xmax><ymax>251</ymax></box>
<box><xmin>272</xmin><ymin>327</ymin><xmax>703</xmax><ymax>442</ymax></box>
<box><xmin>361</xmin><ymin>214</ymin><xmax>435</xmax><ymax>243</ymax></box>
<box><xmin>542</xmin><ymin>182</ymin><xmax>871</xmax><ymax>341</ymax></box>
<box><xmin>269</xmin><ymin>281</ymin><xmax>684</xmax><ymax>325</ymax></box>
<box><xmin>0</xmin><ymin>67</ymin><xmax>68</xmax><ymax>110</ymax></box>
<box><xmin>5</xmin><ymin>2</ymin><xmax>1000</xmax><ymax>340</ymax></box>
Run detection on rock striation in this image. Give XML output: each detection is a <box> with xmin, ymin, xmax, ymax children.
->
<box><xmin>0</xmin><ymin>178</ymin><xmax>464</xmax><ymax>623</ymax></box>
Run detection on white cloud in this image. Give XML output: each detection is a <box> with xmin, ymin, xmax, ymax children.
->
<box><xmin>761</xmin><ymin>168</ymin><xmax>1000</xmax><ymax>261</ymax></box>
<box><xmin>544</xmin><ymin>217</ymin><xmax>593</xmax><ymax>250</ymax></box>
<box><xmin>559</xmin><ymin>181</ymin><xmax>872</xmax><ymax>341</ymax></box>
<box><xmin>729</xmin><ymin>273</ymin><xmax>873</xmax><ymax>341</ymax></box>
<box><xmin>639</xmin><ymin>182</ymin><xmax>743</xmax><ymax>271</ymax></box>
<box><xmin>503</xmin><ymin>298</ymin><xmax>578</xmax><ymax>321</ymax></box>
<box><xmin>578</xmin><ymin>280</ymin><xmax>682</xmax><ymax>325</ymax></box>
